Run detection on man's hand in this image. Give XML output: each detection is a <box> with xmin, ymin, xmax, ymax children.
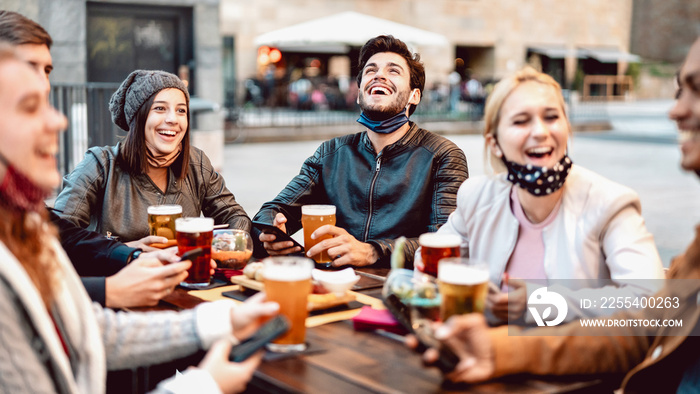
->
<box><xmin>259</xmin><ymin>212</ymin><xmax>302</xmax><ymax>256</ymax></box>
<box><xmin>305</xmin><ymin>225</ymin><xmax>378</xmax><ymax>267</ymax></box>
<box><xmin>229</xmin><ymin>292</ymin><xmax>280</xmax><ymax>341</ymax></box>
<box><xmin>126</xmin><ymin>235</ymin><xmax>170</xmax><ymax>252</ymax></box>
<box><xmin>486</xmin><ymin>279</ymin><xmax>527</xmax><ymax>322</ymax></box>
<box><xmin>198</xmin><ymin>339</ymin><xmax>262</xmax><ymax>393</ymax></box>
<box><xmin>408</xmin><ymin>314</ymin><xmax>495</xmax><ymax>383</ymax></box>
<box><xmin>105</xmin><ymin>257</ymin><xmax>190</xmax><ymax>309</ymax></box>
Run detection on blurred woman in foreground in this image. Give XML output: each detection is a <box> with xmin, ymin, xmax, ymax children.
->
<box><xmin>0</xmin><ymin>46</ymin><xmax>277</xmax><ymax>393</ymax></box>
<box><xmin>423</xmin><ymin>67</ymin><xmax>664</xmax><ymax>323</ymax></box>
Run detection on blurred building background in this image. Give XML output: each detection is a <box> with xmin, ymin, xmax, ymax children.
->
<box><xmin>0</xmin><ymin>0</ymin><xmax>696</xmax><ymax>168</ymax></box>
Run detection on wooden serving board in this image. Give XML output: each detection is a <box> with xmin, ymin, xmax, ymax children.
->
<box><xmin>229</xmin><ymin>275</ymin><xmax>356</xmax><ymax>311</ymax></box>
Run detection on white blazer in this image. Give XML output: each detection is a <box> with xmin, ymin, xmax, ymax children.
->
<box><xmin>437</xmin><ymin>165</ymin><xmax>665</xmax><ymax>319</ymax></box>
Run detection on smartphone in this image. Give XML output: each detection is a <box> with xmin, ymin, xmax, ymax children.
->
<box><xmin>252</xmin><ymin>221</ymin><xmax>304</xmax><ymax>252</ymax></box>
<box><xmin>179</xmin><ymin>247</ymin><xmax>204</xmax><ymax>262</ymax></box>
<box><xmin>383</xmin><ymin>294</ymin><xmax>459</xmax><ymax>373</ymax></box>
<box><xmin>488</xmin><ymin>281</ymin><xmax>502</xmax><ymax>295</ymax></box>
<box><xmin>229</xmin><ymin>315</ymin><xmax>290</xmax><ymax>362</ymax></box>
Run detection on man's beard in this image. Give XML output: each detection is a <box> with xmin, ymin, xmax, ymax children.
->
<box><xmin>358</xmin><ymin>89</ymin><xmax>410</xmax><ymax>121</ymax></box>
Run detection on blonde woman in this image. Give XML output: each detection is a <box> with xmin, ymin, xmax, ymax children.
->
<box><xmin>427</xmin><ymin>67</ymin><xmax>664</xmax><ymax>323</ymax></box>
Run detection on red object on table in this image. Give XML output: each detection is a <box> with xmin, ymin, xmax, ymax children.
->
<box><xmin>214</xmin><ymin>268</ymin><xmax>243</xmax><ymax>280</ymax></box>
<box><xmin>352</xmin><ymin>306</ymin><xmax>407</xmax><ymax>335</ymax></box>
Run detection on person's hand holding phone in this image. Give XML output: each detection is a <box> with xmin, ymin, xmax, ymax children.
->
<box><xmin>487</xmin><ymin>277</ymin><xmax>527</xmax><ymax>322</ymax></box>
<box><xmin>416</xmin><ymin>314</ymin><xmax>496</xmax><ymax>384</ymax></box>
<box><xmin>198</xmin><ymin>339</ymin><xmax>263</xmax><ymax>394</ymax></box>
<box><xmin>258</xmin><ymin>213</ymin><xmax>303</xmax><ymax>256</ymax></box>
<box><xmin>229</xmin><ymin>292</ymin><xmax>280</xmax><ymax>341</ymax></box>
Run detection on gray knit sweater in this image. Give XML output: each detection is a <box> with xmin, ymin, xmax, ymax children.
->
<box><xmin>0</xmin><ymin>236</ymin><xmax>233</xmax><ymax>393</ymax></box>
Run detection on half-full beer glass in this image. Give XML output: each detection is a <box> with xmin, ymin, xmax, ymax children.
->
<box><xmin>438</xmin><ymin>257</ymin><xmax>489</xmax><ymax>321</ymax></box>
<box><xmin>148</xmin><ymin>204</ymin><xmax>182</xmax><ymax>242</ymax></box>
<box><xmin>176</xmin><ymin>217</ymin><xmax>214</xmax><ymax>288</ymax></box>
<box><xmin>263</xmin><ymin>256</ymin><xmax>314</xmax><ymax>352</ymax></box>
<box><xmin>419</xmin><ymin>233</ymin><xmax>461</xmax><ymax>277</ymax></box>
<box><xmin>301</xmin><ymin>205</ymin><xmax>336</xmax><ymax>266</ymax></box>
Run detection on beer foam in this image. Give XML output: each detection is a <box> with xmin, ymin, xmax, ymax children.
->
<box><xmin>175</xmin><ymin>217</ymin><xmax>214</xmax><ymax>233</ymax></box>
<box><xmin>301</xmin><ymin>205</ymin><xmax>336</xmax><ymax>215</ymax></box>
<box><xmin>419</xmin><ymin>233</ymin><xmax>461</xmax><ymax>248</ymax></box>
<box><xmin>438</xmin><ymin>264</ymin><xmax>489</xmax><ymax>285</ymax></box>
<box><xmin>148</xmin><ymin>204</ymin><xmax>182</xmax><ymax>215</ymax></box>
<box><xmin>263</xmin><ymin>264</ymin><xmax>312</xmax><ymax>281</ymax></box>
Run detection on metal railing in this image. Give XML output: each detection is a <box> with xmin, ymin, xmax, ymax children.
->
<box><xmin>51</xmin><ymin>82</ymin><xmax>609</xmax><ymax>175</ymax></box>
<box><xmin>51</xmin><ymin>82</ymin><xmax>124</xmax><ymax>177</ymax></box>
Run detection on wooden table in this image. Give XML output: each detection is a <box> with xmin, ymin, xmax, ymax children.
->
<box><xmin>144</xmin><ymin>267</ymin><xmax>615</xmax><ymax>394</ymax></box>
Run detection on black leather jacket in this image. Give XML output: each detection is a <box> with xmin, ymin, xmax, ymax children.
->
<box><xmin>253</xmin><ymin>123</ymin><xmax>469</xmax><ymax>268</ymax></box>
<box><xmin>54</xmin><ymin>144</ymin><xmax>251</xmax><ymax>242</ymax></box>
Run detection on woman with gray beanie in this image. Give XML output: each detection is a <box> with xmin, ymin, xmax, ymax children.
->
<box><xmin>54</xmin><ymin>70</ymin><xmax>251</xmax><ymax>249</ymax></box>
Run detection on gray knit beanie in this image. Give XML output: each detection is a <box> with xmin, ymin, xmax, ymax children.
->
<box><xmin>109</xmin><ymin>70</ymin><xmax>190</xmax><ymax>131</ymax></box>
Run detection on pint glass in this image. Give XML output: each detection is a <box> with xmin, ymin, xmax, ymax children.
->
<box><xmin>175</xmin><ymin>217</ymin><xmax>214</xmax><ymax>288</ymax></box>
<box><xmin>419</xmin><ymin>233</ymin><xmax>461</xmax><ymax>277</ymax></box>
<box><xmin>148</xmin><ymin>204</ymin><xmax>182</xmax><ymax>241</ymax></box>
<box><xmin>263</xmin><ymin>256</ymin><xmax>314</xmax><ymax>352</ymax></box>
<box><xmin>438</xmin><ymin>257</ymin><xmax>489</xmax><ymax>321</ymax></box>
<box><xmin>301</xmin><ymin>205</ymin><xmax>336</xmax><ymax>266</ymax></box>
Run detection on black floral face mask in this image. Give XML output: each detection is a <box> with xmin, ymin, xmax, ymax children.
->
<box><xmin>501</xmin><ymin>154</ymin><xmax>573</xmax><ymax>196</ymax></box>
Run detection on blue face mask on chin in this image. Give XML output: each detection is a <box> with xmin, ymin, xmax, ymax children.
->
<box><xmin>356</xmin><ymin>110</ymin><xmax>409</xmax><ymax>134</ymax></box>
<box><xmin>357</xmin><ymin>90</ymin><xmax>415</xmax><ymax>134</ymax></box>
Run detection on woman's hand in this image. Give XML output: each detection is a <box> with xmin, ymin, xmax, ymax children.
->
<box><xmin>198</xmin><ymin>339</ymin><xmax>262</xmax><ymax>393</ymax></box>
<box><xmin>486</xmin><ymin>279</ymin><xmax>527</xmax><ymax>322</ymax></box>
<box><xmin>105</xmin><ymin>257</ymin><xmax>190</xmax><ymax>308</ymax></box>
<box><xmin>230</xmin><ymin>292</ymin><xmax>280</xmax><ymax>341</ymax></box>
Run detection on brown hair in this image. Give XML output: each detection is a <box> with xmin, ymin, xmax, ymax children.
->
<box><xmin>483</xmin><ymin>67</ymin><xmax>570</xmax><ymax>172</ymax></box>
<box><xmin>356</xmin><ymin>35</ymin><xmax>425</xmax><ymax>116</ymax></box>
<box><xmin>0</xmin><ymin>46</ymin><xmax>58</xmax><ymax>307</ymax></box>
<box><xmin>118</xmin><ymin>92</ymin><xmax>191</xmax><ymax>179</ymax></box>
<box><xmin>0</xmin><ymin>11</ymin><xmax>52</xmax><ymax>48</ymax></box>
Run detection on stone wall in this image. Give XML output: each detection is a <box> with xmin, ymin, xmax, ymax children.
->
<box><xmin>221</xmin><ymin>0</ymin><xmax>635</xmax><ymax>87</ymax></box>
<box><xmin>631</xmin><ymin>0</ymin><xmax>700</xmax><ymax>63</ymax></box>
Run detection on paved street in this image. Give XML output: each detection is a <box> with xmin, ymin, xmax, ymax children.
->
<box><xmin>221</xmin><ymin>100</ymin><xmax>700</xmax><ymax>266</ymax></box>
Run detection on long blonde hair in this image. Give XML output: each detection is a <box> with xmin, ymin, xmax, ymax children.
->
<box><xmin>482</xmin><ymin>67</ymin><xmax>570</xmax><ymax>173</ymax></box>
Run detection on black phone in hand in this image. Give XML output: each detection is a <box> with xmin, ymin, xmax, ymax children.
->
<box><xmin>179</xmin><ymin>247</ymin><xmax>204</xmax><ymax>262</ymax></box>
<box><xmin>383</xmin><ymin>294</ymin><xmax>459</xmax><ymax>373</ymax></box>
<box><xmin>252</xmin><ymin>221</ymin><xmax>304</xmax><ymax>252</ymax></box>
<box><xmin>229</xmin><ymin>315</ymin><xmax>290</xmax><ymax>362</ymax></box>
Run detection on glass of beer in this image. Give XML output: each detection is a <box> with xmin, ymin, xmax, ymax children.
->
<box><xmin>147</xmin><ymin>204</ymin><xmax>182</xmax><ymax>242</ymax></box>
<box><xmin>407</xmin><ymin>272</ymin><xmax>442</xmax><ymax>324</ymax></box>
<box><xmin>262</xmin><ymin>256</ymin><xmax>314</xmax><ymax>352</ymax></box>
<box><xmin>438</xmin><ymin>257</ymin><xmax>489</xmax><ymax>321</ymax></box>
<box><xmin>419</xmin><ymin>232</ymin><xmax>461</xmax><ymax>277</ymax></box>
<box><xmin>175</xmin><ymin>217</ymin><xmax>214</xmax><ymax>289</ymax></box>
<box><xmin>301</xmin><ymin>205</ymin><xmax>336</xmax><ymax>267</ymax></box>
